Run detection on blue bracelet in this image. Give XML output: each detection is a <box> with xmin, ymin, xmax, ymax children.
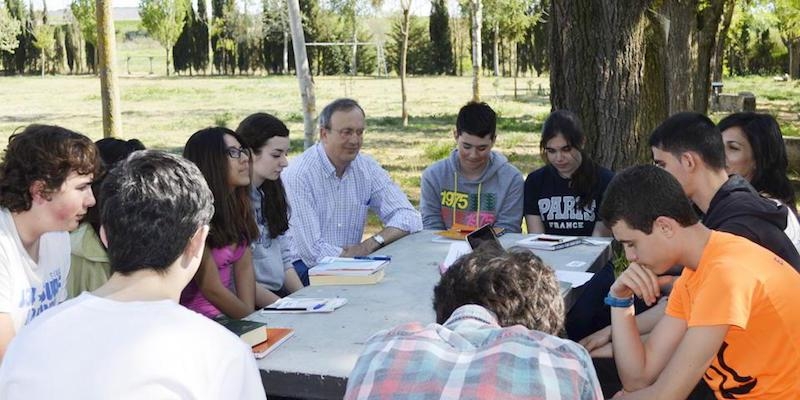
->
<box><xmin>604</xmin><ymin>293</ymin><xmax>635</xmax><ymax>308</ymax></box>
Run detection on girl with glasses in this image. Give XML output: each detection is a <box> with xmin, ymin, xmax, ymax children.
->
<box><xmin>180</xmin><ymin>127</ymin><xmax>265</xmax><ymax>319</ymax></box>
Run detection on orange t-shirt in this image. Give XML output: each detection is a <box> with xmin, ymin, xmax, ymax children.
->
<box><xmin>666</xmin><ymin>231</ymin><xmax>800</xmax><ymax>399</ymax></box>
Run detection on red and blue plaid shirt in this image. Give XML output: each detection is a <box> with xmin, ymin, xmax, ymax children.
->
<box><xmin>345</xmin><ymin>304</ymin><xmax>603</xmax><ymax>399</ymax></box>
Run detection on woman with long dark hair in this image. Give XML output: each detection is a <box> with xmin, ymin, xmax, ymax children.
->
<box><xmin>237</xmin><ymin>113</ymin><xmax>304</xmax><ymax>305</ymax></box>
<box><xmin>524</xmin><ymin>110</ymin><xmax>614</xmax><ymax>237</ymax></box>
<box><xmin>180</xmin><ymin>127</ymin><xmax>262</xmax><ymax>319</ymax></box>
<box><xmin>719</xmin><ymin>112</ymin><xmax>799</xmax><ymax>250</ymax></box>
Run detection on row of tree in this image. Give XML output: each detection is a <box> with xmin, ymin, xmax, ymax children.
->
<box><xmin>1</xmin><ymin>0</ymin><xmax>799</xmax><ymax>80</ymax></box>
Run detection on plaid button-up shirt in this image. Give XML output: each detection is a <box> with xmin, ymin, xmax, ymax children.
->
<box><xmin>345</xmin><ymin>305</ymin><xmax>603</xmax><ymax>400</ymax></box>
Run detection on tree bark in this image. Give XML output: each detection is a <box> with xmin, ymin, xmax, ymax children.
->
<box><xmin>549</xmin><ymin>0</ymin><xmax>653</xmax><ymax>169</ymax></box>
<box><xmin>400</xmin><ymin>5</ymin><xmax>410</xmax><ymax>127</ymax></box>
<box><xmin>287</xmin><ymin>0</ymin><xmax>316</xmax><ymax>148</ymax></box>
<box><xmin>283</xmin><ymin>30</ymin><xmax>289</xmax><ymax>74</ymax></box>
<box><xmin>165</xmin><ymin>47</ymin><xmax>170</xmax><ymax>76</ymax></box>
<box><xmin>789</xmin><ymin>39</ymin><xmax>800</xmax><ymax>80</ymax></box>
<box><xmin>657</xmin><ymin>0</ymin><xmax>696</xmax><ymax>114</ymax></box>
<box><xmin>711</xmin><ymin>0</ymin><xmax>734</xmax><ymax>83</ymax></box>
<box><xmin>691</xmin><ymin>0</ymin><xmax>725</xmax><ymax>114</ymax></box>
<box><xmin>470</xmin><ymin>0</ymin><xmax>482</xmax><ymax>102</ymax></box>
<box><xmin>96</xmin><ymin>0</ymin><xmax>122</xmax><ymax>138</ymax></box>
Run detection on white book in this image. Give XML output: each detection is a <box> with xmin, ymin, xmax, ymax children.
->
<box><xmin>310</xmin><ymin>257</ymin><xmax>389</xmax><ymax>276</ymax></box>
<box><xmin>515</xmin><ymin>234</ymin><xmax>582</xmax><ymax>251</ymax></box>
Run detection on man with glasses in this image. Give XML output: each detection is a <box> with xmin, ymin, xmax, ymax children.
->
<box><xmin>283</xmin><ymin>98</ymin><xmax>422</xmax><ymax>267</ymax></box>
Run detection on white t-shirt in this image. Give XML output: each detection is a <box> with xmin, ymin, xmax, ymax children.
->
<box><xmin>0</xmin><ymin>208</ymin><xmax>70</xmax><ymax>332</ymax></box>
<box><xmin>0</xmin><ymin>293</ymin><xmax>266</xmax><ymax>399</ymax></box>
<box><xmin>774</xmin><ymin>199</ymin><xmax>800</xmax><ymax>252</ymax></box>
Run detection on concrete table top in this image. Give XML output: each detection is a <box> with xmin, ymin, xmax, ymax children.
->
<box><xmin>248</xmin><ymin>230</ymin><xmax>612</xmax><ymax>399</ymax></box>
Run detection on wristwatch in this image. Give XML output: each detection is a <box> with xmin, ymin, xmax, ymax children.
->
<box><xmin>604</xmin><ymin>293</ymin><xmax>635</xmax><ymax>308</ymax></box>
<box><xmin>372</xmin><ymin>234</ymin><xmax>385</xmax><ymax>248</ymax></box>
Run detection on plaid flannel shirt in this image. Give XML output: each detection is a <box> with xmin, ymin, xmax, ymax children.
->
<box><xmin>345</xmin><ymin>305</ymin><xmax>603</xmax><ymax>400</ymax></box>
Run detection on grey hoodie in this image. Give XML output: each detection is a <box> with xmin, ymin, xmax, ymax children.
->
<box><xmin>420</xmin><ymin>149</ymin><xmax>524</xmax><ymax>233</ymax></box>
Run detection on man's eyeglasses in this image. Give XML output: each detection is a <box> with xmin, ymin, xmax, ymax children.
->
<box><xmin>329</xmin><ymin>128</ymin><xmax>365</xmax><ymax>137</ymax></box>
<box><xmin>226</xmin><ymin>146</ymin><xmax>251</xmax><ymax>159</ymax></box>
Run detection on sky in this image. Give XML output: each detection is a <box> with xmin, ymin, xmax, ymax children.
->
<box><xmin>35</xmin><ymin>0</ymin><xmax>461</xmax><ymax>16</ymax></box>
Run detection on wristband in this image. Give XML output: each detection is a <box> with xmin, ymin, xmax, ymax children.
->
<box><xmin>604</xmin><ymin>293</ymin><xmax>635</xmax><ymax>308</ymax></box>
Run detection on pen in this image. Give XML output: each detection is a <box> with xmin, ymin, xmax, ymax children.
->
<box><xmin>354</xmin><ymin>255</ymin><xmax>392</xmax><ymax>261</ymax></box>
<box><xmin>262</xmin><ymin>303</ymin><xmax>326</xmax><ymax>311</ymax></box>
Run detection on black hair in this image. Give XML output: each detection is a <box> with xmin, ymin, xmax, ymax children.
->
<box><xmin>183</xmin><ymin>127</ymin><xmax>259</xmax><ymax>248</ymax></box>
<box><xmin>100</xmin><ymin>151</ymin><xmax>214</xmax><ymax>275</ymax></box>
<box><xmin>540</xmin><ymin>110</ymin><xmax>600</xmax><ymax>209</ymax></box>
<box><xmin>85</xmin><ymin>138</ymin><xmax>147</xmax><ymax>235</ymax></box>
<box><xmin>648</xmin><ymin>112</ymin><xmax>726</xmax><ymax>170</ymax></box>
<box><xmin>599</xmin><ymin>165</ymin><xmax>699</xmax><ymax>234</ymax></box>
<box><xmin>718</xmin><ymin>112</ymin><xmax>796</xmax><ymax>211</ymax></box>
<box><xmin>433</xmin><ymin>246</ymin><xmax>564</xmax><ymax>335</ymax></box>
<box><xmin>236</xmin><ymin>113</ymin><xmax>291</xmax><ymax>238</ymax></box>
<box><xmin>456</xmin><ymin>102</ymin><xmax>497</xmax><ymax>139</ymax></box>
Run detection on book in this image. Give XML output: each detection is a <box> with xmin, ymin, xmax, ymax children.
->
<box><xmin>310</xmin><ymin>268</ymin><xmax>385</xmax><ymax>285</ymax></box>
<box><xmin>252</xmin><ymin>328</ymin><xmax>295</xmax><ymax>359</ymax></box>
<box><xmin>308</xmin><ymin>256</ymin><xmax>388</xmax><ymax>286</ymax></box>
<box><xmin>261</xmin><ymin>297</ymin><xmax>348</xmax><ymax>313</ymax></box>
<box><xmin>216</xmin><ymin>318</ymin><xmax>268</xmax><ymax>347</ymax></box>
<box><xmin>515</xmin><ymin>234</ymin><xmax>582</xmax><ymax>251</ymax></box>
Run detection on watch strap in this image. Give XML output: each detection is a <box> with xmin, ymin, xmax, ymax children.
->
<box><xmin>604</xmin><ymin>293</ymin><xmax>635</xmax><ymax>308</ymax></box>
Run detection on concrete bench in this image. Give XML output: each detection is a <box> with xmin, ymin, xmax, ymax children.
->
<box><xmin>711</xmin><ymin>92</ymin><xmax>756</xmax><ymax>113</ymax></box>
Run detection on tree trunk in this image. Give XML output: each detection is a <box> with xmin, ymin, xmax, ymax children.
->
<box><xmin>658</xmin><ymin>0</ymin><xmax>696</xmax><ymax>114</ymax></box>
<box><xmin>789</xmin><ymin>39</ymin><xmax>800</xmax><ymax>80</ymax></box>
<box><xmin>400</xmin><ymin>6</ymin><xmax>410</xmax><ymax>127</ymax></box>
<box><xmin>492</xmin><ymin>21</ymin><xmax>499</xmax><ymax>77</ymax></box>
<box><xmin>283</xmin><ymin>30</ymin><xmax>289</xmax><ymax>74</ymax></box>
<box><xmin>351</xmin><ymin>27</ymin><xmax>358</xmax><ymax>76</ymax></box>
<box><xmin>287</xmin><ymin>0</ymin><xmax>316</xmax><ymax>148</ymax></box>
<box><xmin>692</xmin><ymin>0</ymin><xmax>725</xmax><ymax>114</ymax></box>
<box><xmin>711</xmin><ymin>0</ymin><xmax>734</xmax><ymax>83</ymax></box>
<box><xmin>96</xmin><ymin>0</ymin><xmax>122</xmax><ymax>138</ymax></box>
<box><xmin>470</xmin><ymin>0</ymin><xmax>482</xmax><ymax>102</ymax></box>
<box><xmin>165</xmin><ymin>47</ymin><xmax>170</xmax><ymax>76</ymax></box>
<box><xmin>41</xmin><ymin>53</ymin><xmax>45</xmax><ymax>78</ymax></box>
<box><xmin>549</xmin><ymin>0</ymin><xmax>653</xmax><ymax>169</ymax></box>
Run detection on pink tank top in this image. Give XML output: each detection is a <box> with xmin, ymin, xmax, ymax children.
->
<box><xmin>180</xmin><ymin>243</ymin><xmax>247</xmax><ymax>318</ymax></box>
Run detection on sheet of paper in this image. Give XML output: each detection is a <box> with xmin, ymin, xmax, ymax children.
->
<box><xmin>261</xmin><ymin>297</ymin><xmax>348</xmax><ymax>313</ymax></box>
<box><xmin>440</xmin><ymin>242</ymin><xmax>472</xmax><ymax>273</ymax></box>
<box><xmin>555</xmin><ymin>270</ymin><xmax>594</xmax><ymax>288</ymax></box>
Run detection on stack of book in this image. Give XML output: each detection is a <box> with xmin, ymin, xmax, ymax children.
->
<box><xmin>216</xmin><ymin>317</ymin><xmax>295</xmax><ymax>359</ymax></box>
<box><xmin>309</xmin><ymin>256</ymin><xmax>389</xmax><ymax>285</ymax></box>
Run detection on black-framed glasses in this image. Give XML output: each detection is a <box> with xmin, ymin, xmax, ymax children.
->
<box><xmin>226</xmin><ymin>146</ymin><xmax>251</xmax><ymax>159</ymax></box>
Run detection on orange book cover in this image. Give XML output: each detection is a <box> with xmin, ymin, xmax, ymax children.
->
<box><xmin>252</xmin><ymin>328</ymin><xmax>295</xmax><ymax>359</ymax></box>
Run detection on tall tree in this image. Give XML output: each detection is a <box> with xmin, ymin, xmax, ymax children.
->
<box><xmin>399</xmin><ymin>0</ymin><xmax>412</xmax><ymax>127</ymax></box>
<box><xmin>429</xmin><ymin>0</ymin><xmax>453</xmax><ymax>74</ymax></box>
<box><xmin>139</xmin><ymin>0</ymin><xmax>189</xmax><ymax>76</ymax></box>
<box><xmin>262</xmin><ymin>0</ymin><xmax>289</xmax><ymax>73</ymax></box>
<box><xmin>194</xmin><ymin>0</ymin><xmax>210</xmax><ymax>73</ymax></box>
<box><xmin>712</xmin><ymin>0</ymin><xmax>736</xmax><ymax>82</ymax></box>
<box><xmin>465</xmin><ymin>0</ymin><xmax>483</xmax><ymax>101</ymax></box>
<box><xmin>96</xmin><ymin>0</ymin><xmax>122</xmax><ymax>137</ymax></box>
<box><xmin>32</xmin><ymin>23</ymin><xmax>55</xmax><ymax>77</ymax></box>
<box><xmin>776</xmin><ymin>0</ymin><xmax>800</xmax><ymax>79</ymax></box>
<box><xmin>70</xmin><ymin>0</ymin><xmax>96</xmax><ymax>72</ymax></box>
<box><xmin>287</xmin><ymin>0</ymin><xmax>316</xmax><ymax>148</ymax></box>
<box><xmin>0</xmin><ymin>7</ymin><xmax>22</xmax><ymax>55</ymax></box>
<box><xmin>173</xmin><ymin>1</ymin><xmax>196</xmax><ymax>74</ymax></box>
<box><xmin>692</xmin><ymin>0</ymin><xmax>726</xmax><ymax>113</ymax></box>
<box><xmin>549</xmin><ymin>0</ymin><xmax>654</xmax><ymax>169</ymax></box>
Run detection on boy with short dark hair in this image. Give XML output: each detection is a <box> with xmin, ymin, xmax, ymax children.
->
<box><xmin>420</xmin><ymin>102</ymin><xmax>524</xmax><ymax>232</ymax></box>
<box><xmin>0</xmin><ymin>124</ymin><xmax>100</xmax><ymax>358</ymax></box>
<box><xmin>599</xmin><ymin>165</ymin><xmax>800</xmax><ymax>399</ymax></box>
<box><xmin>0</xmin><ymin>151</ymin><xmax>266</xmax><ymax>398</ymax></box>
